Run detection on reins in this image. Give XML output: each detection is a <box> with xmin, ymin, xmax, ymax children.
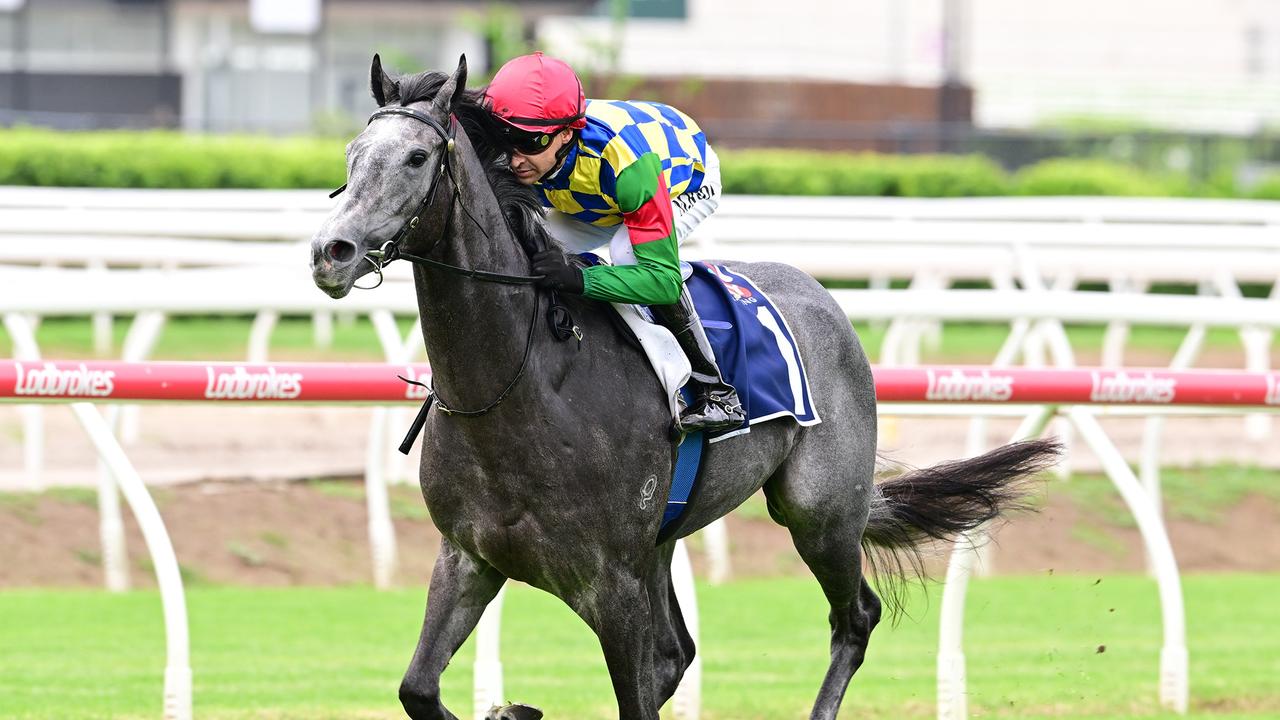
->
<box><xmin>331</xmin><ymin>103</ymin><xmax>580</xmax><ymax>450</ymax></box>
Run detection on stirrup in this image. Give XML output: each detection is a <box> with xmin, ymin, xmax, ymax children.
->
<box><xmin>676</xmin><ymin>386</ymin><xmax>745</xmax><ymax>434</ymax></box>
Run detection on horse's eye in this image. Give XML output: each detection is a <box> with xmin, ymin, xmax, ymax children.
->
<box><xmin>408</xmin><ymin>151</ymin><xmax>428</xmax><ymax>168</ymax></box>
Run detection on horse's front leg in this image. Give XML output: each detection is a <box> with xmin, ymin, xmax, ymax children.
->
<box><xmin>401</xmin><ymin>538</ymin><xmax>505</xmax><ymax>720</ymax></box>
<box><xmin>575</xmin><ymin>571</ymin><xmax>661</xmax><ymax>720</ymax></box>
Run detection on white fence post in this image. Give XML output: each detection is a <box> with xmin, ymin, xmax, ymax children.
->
<box><xmin>702</xmin><ymin>518</ymin><xmax>731</xmax><ymax>585</ymax></box>
<box><xmin>670</xmin><ymin>539</ymin><xmax>702</xmax><ymax>720</ymax></box>
<box><xmin>364</xmin><ymin>406</ymin><xmax>397</xmax><ymax>590</ymax></box>
<box><xmin>71</xmin><ymin>403</ymin><xmax>192</xmax><ymax>720</ymax></box>
<box><xmin>473</xmin><ymin>584</ymin><xmax>507</xmax><ymax>720</ymax></box>
<box><xmin>937</xmin><ymin>405</ymin><xmax>1056</xmax><ymax>720</ymax></box>
<box><xmin>3</xmin><ymin>313</ymin><xmax>44</xmax><ymax>490</ymax></box>
<box><xmin>1067</xmin><ymin>408</ymin><xmax>1188</xmax><ymax>713</ymax></box>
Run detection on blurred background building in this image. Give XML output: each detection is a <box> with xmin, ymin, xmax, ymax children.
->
<box><xmin>2</xmin><ymin>0</ymin><xmax>1280</xmax><ymax>172</ymax></box>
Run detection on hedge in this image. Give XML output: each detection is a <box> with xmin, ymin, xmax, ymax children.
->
<box><xmin>0</xmin><ymin>129</ymin><xmax>345</xmax><ymax>189</ymax></box>
<box><xmin>1011</xmin><ymin>158</ymin><xmax>1188</xmax><ymax>197</ymax></box>
<box><xmin>0</xmin><ymin>127</ymin><xmax>1260</xmax><ymax>198</ymax></box>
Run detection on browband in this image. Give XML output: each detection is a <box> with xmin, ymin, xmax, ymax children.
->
<box><xmin>369</xmin><ymin>106</ymin><xmax>455</xmax><ymax>146</ymax></box>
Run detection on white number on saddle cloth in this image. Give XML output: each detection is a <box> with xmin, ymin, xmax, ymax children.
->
<box><xmin>755</xmin><ymin>306</ymin><xmax>806</xmax><ymax>415</ymax></box>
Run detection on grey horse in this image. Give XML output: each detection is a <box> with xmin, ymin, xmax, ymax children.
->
<box><xmin>309</xmin><ymin>55</ymin><xmax>1060</xmax><ymax>720</ymax></box>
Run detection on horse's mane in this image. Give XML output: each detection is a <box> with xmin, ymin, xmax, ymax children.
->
<box><xmin>393</xmin><ymin>71</ymin><xmax>552</xmax><ymax>256</ymax></box>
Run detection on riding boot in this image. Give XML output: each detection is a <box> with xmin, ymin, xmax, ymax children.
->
<box><xmin>651</xmin><ymin>286</ymin><xmax>746</xmax><ymax>434</ymax></box>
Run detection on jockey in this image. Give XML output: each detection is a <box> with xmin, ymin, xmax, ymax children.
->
<box><xmin>484</xmin><ymin>51</ymin><xmax>745</xmax><ymax>435</ymax></box>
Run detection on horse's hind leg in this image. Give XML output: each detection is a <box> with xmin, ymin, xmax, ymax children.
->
<box><xmin>401</xmin><ymin>538</ymin><xmax>505</xmax><ymax>720</ymax></box>
<box><xmin>763</xmin><ymin>415</ymin><xmax>882</xmax><ymax>720</ymax></box>
<box><xmin>649</xmin><ymin>543</ymin><xmax>696</xmax><ymax>708</ymax></box>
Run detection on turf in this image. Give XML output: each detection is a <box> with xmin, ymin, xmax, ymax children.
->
<box><xmin>0</xmin><ymin>574</ymin><xmax>1276</xmax><ymax>719</ymax></box>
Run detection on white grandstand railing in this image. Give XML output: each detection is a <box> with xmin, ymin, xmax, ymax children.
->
<box><xmin>7</xmin><ymin>187</ymin><xmax>1280</xmax><ymax>222</ymax></box>
<box><xmin>0</xmin><ymin>235</ymin><xmax>306</xmax><ymax>268</ymax></box>
<box><xmin>6</xmin><ymin>189</ymin><xmax>1276</xmax><ymax>385</ymax></box>
<box><xmin>6</xmin><ymin>191</ymin><xmax>1277</xmax><ymax>372</ymax></box>
<box><xmin>5</xmin><ymin>264</ymin><xmax>1280</xmax><ymax>327</ymax></box>
<box><xmin>7</xmin><ymin>191</ymin><xmax>1280</xmax><ymax>263</ymax></box>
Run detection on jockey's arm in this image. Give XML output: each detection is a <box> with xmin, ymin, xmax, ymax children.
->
<box><xmin>580</xmin><ymin>153</ymin><xmax>683</xmax><ymax>306</ymax></box>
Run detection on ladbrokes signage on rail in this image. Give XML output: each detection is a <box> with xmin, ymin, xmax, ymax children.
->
<box><xmin>1089</xmin><ymin>370</ymin><xmax>1176</xmax><ymax>404</ymax></box>
<box><xmin>924</xmin><ymin>368</ymin><xmax>1014</xmax><ymax>402</ymax></box>
<box><xmin>203</xmin><ymin>366</ymin><xmax>302</xmax><ymax>400</ymax></box>
<box><xmin>12</xmin><ymin>362</ymin><xmax>116</xmax><ymax>398</ymax></box>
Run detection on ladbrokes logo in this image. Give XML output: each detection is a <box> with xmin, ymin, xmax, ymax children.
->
<box><xmin>13</xmin><ymin>362</ymin><xmax>115</xmax><ymax>398</ymax></box>
<box><xmin>204</xmin><ymin>366</ymin><xmax>302</xmax><ymax>400</ymax></box>
<box><xmin>925</xmin><ymin>368</ymin><xmax>1014</xmax><ymax>402</ymax></box>
<box><xmin>1089</xmin><ymin>370</ymin><xmax>1176</xmax><ymax>404</ymax></box>
<box><xmin>708</xmin><ymin>263</ymin><xmax>757</xmax><ymax>306</ymax></box>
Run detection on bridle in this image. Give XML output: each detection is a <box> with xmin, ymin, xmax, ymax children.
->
<box><xmin>338</xmin><ymin>106</ymin><xmax>543</xmax><ymax>290</ymax></box>
<box><xmin>330</xmin><ymin>103</ymin><xmax>578</xmax><ymax>445</ymax></box>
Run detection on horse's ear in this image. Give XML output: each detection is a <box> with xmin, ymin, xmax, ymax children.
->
<box><xmin>431</xmin><ymin>54</ymin><xmax>468</xmax><ymax>115</ymax></box>
<box><xmin>370</xmin><ymin>53</ymin><xmax>400</xmax><ymax>107</ymax></box>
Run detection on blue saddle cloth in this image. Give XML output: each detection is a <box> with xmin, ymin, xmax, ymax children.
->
<box><xmin>685</xmin><ymin>261</ymin><xmax>821</xmax><ymax>440</ymax></box>
<box><xmin>658</xmin><ymin>261</ymin><xmax>821</xmax><ymax>540</ymax></box>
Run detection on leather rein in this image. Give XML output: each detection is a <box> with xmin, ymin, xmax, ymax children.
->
<box><xmin>332</xmin><ymin>105</ymin><xmax>577</xmax><ymax>447</ymax></box>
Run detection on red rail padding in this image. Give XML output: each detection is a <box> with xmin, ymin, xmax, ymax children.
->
<box><xmin>0</xmin><ymin>361</ymin><xmax>434</xmax><ymax>403</ymax></box>
<box><xmin>874</xmin><ymin>366</ymin><xmax>1280</xmax><ymax>406</ymax></box>
<box><xmin>3</xmin><ymin>361</ymin><xmax>1280</xmax><ymax>407</ymax></box>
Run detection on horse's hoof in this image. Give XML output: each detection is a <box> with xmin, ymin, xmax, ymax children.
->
<box><xmin>485</xmin><ymin>703</ymin><xmax>543</xmax><ymax>720</ymax></box>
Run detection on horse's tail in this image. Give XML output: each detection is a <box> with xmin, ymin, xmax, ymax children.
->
<box><xmin>861</xmin><ymin>438</ymin><xmax>1061</xmax><ymax>614</ymax></box>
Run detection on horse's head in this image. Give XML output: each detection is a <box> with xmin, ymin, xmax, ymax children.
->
<box><xmin>310</xmin><ymin>54</ymin><xmax>468</xmax><ymax>298</ymax></box>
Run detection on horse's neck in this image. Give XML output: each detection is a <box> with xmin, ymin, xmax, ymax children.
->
<box><xmin>413</xmin><ymin>149</ymin><xmax>539</xmax><ymax>411</ymax></box>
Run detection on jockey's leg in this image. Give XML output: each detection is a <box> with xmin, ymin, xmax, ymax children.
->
<box><xmin>600</xmin><ymin>146</ymin><xmax>740</xmax><ymax>434</ymax></box>
<box><xmin>651</xmin><ymin>287</ymin><xmax>745</xmax><ymax>434</ymax></box>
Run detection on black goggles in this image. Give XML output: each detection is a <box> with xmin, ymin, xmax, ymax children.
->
<box><xmin>501</xmin><ymin>125</ymin><xmax>563</xmax><ymax>156</ymax></box>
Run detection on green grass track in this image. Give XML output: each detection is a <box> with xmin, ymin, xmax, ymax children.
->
<box><xmin>0</xmin><ymin>574</ymin><xmax>1276</xmax><ymax>719</ymax></box>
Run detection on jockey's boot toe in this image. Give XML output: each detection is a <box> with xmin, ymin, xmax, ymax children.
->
<box><xmin>678</xmin><ymin>386</ymin><xmax>745</xmax><ymax>434</ymax></box>
<box><xmin>485</xmin><ymin>704</ymin><xmax>543</xmax><ymax>720</ymax></box>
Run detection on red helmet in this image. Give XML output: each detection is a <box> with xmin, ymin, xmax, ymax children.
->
<box><xmin>485</xmin><ymin>52</ymin><xmax>587</xmax><ymax>133</ymax></box>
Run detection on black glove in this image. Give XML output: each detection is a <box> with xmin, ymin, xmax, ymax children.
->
<box><xmin>531</xmin><ymin>249</ymin><xmax>585</xmax><ymax>294</ymax></box>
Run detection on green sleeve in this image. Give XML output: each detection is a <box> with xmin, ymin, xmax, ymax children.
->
<box><xmin>580</xmin><ymin>153</ymin><xmax>682</xmax><ymax>305</ymax></box>
<box><xmin>580</xmin><ymin>239</ymin><xmax>682</xmax><ymax>305</ymax></box>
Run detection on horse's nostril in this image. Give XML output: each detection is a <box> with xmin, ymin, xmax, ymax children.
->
<box><xmin>325</xmin><ymin>240</ymin><xmax>358</xmax><ymax>264</ymax></box>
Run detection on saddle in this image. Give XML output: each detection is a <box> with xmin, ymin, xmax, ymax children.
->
<box><xmin>577</xmin><ymin>254</ymin><xmax>823</xmax><ymax>542</ymax></box>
